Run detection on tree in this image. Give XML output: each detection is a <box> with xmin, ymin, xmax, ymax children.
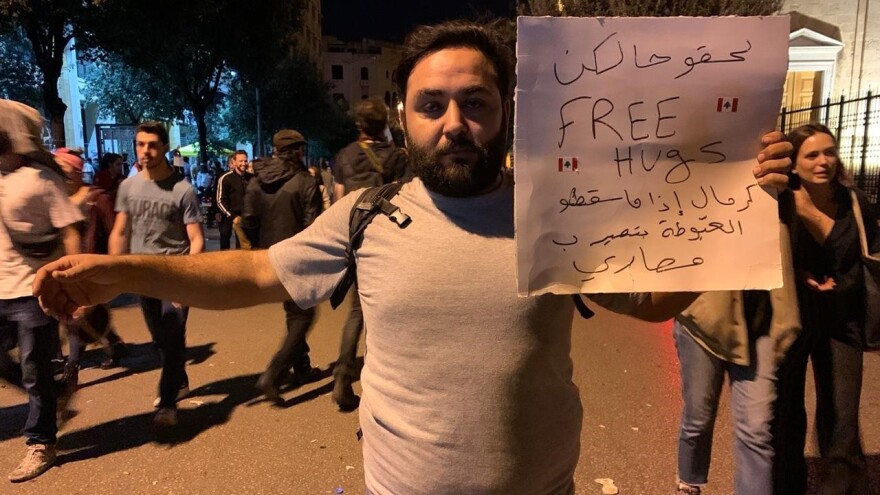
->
<box><xmin>0</xmin><ymin>26</ymin><xmax>42</xmax><ymax>109</ymax></box>
<box><xmin>222</xmin><ymin>55</ymin><xmax>357</xmax><ymax>159</ymax></box>
<box><xmin>518</xmin><ymin>0</ymin><xmax>782</xmax><ymax>16</ymax></box>
<box><xmin>82</xmin><ymin>53</ymin><xmax>185</xmax><ymax>124</ymax></box>
<box><xmin>82</xmin><ymin>0</ymin><xmax>305</xmax><ymax>164</ymax></box>
<box><xmin>1</xmin><ymin>0</ymin><xmax>87</xmax><ymax>147</ymax></box>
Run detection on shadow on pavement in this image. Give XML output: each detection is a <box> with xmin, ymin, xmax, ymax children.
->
<box><xmin>78</xmin><ymin>342</ymin><xmax>216</xmax><ymax>389</ymax></box>
<box><xmin>57</xmin><ymin>372</ymin><xmax>263</xmax><ymax>464</ymax></box>
<box><xmin>0</xmin><ymin>403</ymin><xmax>28</xmax><ymax>442</ymax></box>
<box><xmin>55</xmin><ymin>365</ymin><xmax>346</xmax><ymax>466</ymax></box>
<box><xmin>0</xmin><ymin>342</ymin><xmax>216</xmax><ymax>445</ymax></box>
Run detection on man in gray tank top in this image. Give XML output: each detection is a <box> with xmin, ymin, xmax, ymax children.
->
<box><xmin>34</xmin><ymin>22</ymin><xmax>794</xmax><ymax>494</ymax></box>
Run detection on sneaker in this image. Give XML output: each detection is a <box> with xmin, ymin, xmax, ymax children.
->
<box><xmin>152</xmin><ymin>385</ymin><xmax>189</xmax><ymax>408</ymax></box>
<box><xmin>332</xmin><ymin>375</ymin><xmax>360</xmax><ymax>411</ymax></box>
<box><xmin>8</xmin><ymin>444</ymin><xmax>56</xmax><ymax>482</ymax></box>
<box><xmin>153</xmin><ymin>407</ymin><xmax>178</xmax><ymax>428</ymax></box>
<box><xmin>675</xmin><ymin>483</ymin><xmax>702</xmax><ymax>495</ymax></box>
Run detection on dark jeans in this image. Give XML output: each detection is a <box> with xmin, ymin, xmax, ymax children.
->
<box><xmin>139</xmin><ymin>297</ymin><xmax>189</xmax><ymax>409</ymax></box>
<box><xmin>774</xmin><ymin>329</ymin><xmax>872</xmax><ymax>495</ymax></box>
<box><xmin>0</xmin><ymin>296</ymin><xmax>59</xmax><ymax>445</ymax></box>
<box><xmin>264</xmin><ymin>301</ymin><xmax>315</xmax><ymax>383</ymax></box>
<box><xmin>334</xmin><ymin>283</ymin><xmax>363</xmax><ymax>379</ymax></box>
<box><xmin>218</xmin><ymin>216</ymin><xmax>239</xmax><ymax>250</ymax></box>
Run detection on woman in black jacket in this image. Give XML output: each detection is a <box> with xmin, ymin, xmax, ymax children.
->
<box><xmin>774</xmin><ymin>123</ymin><xmax>880</xmax><ymax>495</ymax></box>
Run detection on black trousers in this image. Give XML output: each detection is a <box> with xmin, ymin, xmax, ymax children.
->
<box><xmin>773</xmin><ymin>326</ymin><xmax>871</xmax><ymax>495</ymax></box>
<box><xmin>263</xmin><ymin>301</ymin><xmax>315</xmax><ymax>384</ymax></box>
<box><xmin>218</xmin><ymin>216</ymin><xmax>238</xmax><ymax>250</ymax></box>
<box><xmin>334</xmin><ymin>283</ymin><xmax>363</xmax><ymax>379</ymax></box>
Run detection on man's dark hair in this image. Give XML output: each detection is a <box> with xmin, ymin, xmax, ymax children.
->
<box><xmin>233</xmin><ymin>150</ymin><xmax>248</xmax><ymax>159</ymax></box>
<box><xmin>353</xmin><ymin>98</ymin><xmax>389</xmax><ymax>139</ymax></box>
<box><xmin>394</xmin><ymin>20</ymin><xmax>514</xmax><ymax>103</ymax></box>
<box><xmin>136</xmin><ymin>121</ymin><xmax>169</xmax><ymax>145</ymax></box>
<box><xmin>99</xmin><ymin>152</ymin><xmax>121</xmax><ymax>171</ymax></box>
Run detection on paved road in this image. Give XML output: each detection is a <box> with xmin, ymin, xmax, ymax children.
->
<box><xmin>2</xmin><ymin>271</ymin><xmax>880</xmax><ymax>494</ymax></box>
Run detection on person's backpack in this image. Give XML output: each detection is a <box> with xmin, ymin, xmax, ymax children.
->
<box><xmin>328</xmin><ymin>183</ymin><xmax>594</xmax><ymax>319</ymax></box>
<box><xmin>341</xmin><ymin>142</ymin><xmax>404</xmax><ymax>193</ymax></box>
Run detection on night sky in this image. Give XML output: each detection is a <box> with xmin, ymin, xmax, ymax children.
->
<box><xmin>322</xmin><ymin>0</ymin><xmax>517</xmax><ymax>42</ymax></box>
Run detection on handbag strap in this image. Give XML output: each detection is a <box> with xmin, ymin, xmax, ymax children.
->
<box><xmin>850</xmin><ymin>189</ymin><xmax>878</xmax><ymax>260</ymax></box>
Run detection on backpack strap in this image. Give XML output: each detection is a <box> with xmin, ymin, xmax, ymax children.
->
<box><xmin>358</xmin><ymin>141</ymin><xmax>386</xmax><ymax>175</ymax></box>
<box><xmin>329</xmin><ymin>182</ymin><xmax>410</xmax><ymax>309</ymax></box>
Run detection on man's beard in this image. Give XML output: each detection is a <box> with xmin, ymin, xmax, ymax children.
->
<box><xmin>407</xmin><ymin>131</ymin><xmax>506</xmax><ymax>197</ymax></box>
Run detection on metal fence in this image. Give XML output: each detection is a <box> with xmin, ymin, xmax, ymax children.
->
<box><xmin>779</xmin><ymin>92</ymin><xmax>880</xmax><ymax>204</ymax></box>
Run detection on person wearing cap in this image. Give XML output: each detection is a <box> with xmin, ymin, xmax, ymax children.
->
<box><xmin>243</xmin><ymin>129</ymin><xmax>323</xmax><ymax>401</ymax></box>
<box><xmin>0</xmin><ymin>100</ymin><xmax>83</xmax><ymax>482</ymax></box>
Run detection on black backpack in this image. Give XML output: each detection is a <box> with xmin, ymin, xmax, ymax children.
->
<box><xmin>327</xmin><ymin>183</ymin><xmax>594</xmax><ymax>319</ymax></box>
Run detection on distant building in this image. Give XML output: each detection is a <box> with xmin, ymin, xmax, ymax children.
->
<box><xmin>294</xmin><ymin>0</ymin><xmax>323</xmax><ymax>68</ymax></box>
<box><xmin>782</xmin><ymin>1</ymin><xmax>878</xmax><ymax>106</ymax></box>
<box><xmin>322</xmin><ymin>36</ymin><xmax>404</xmax><ymax>124</ymax></box>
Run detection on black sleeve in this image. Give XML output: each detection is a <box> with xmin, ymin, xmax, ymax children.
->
<box><xmin>300</xmin><ymin>175</ymin><xmax>322</xmax><ymax>229</ymax></box>
<box><xmin>388</xmin><ymin>148</ymin><xmax>411</xmax><ymax>182</ymax></box>
<box><xmin>241</xmin><ymin>179</ymin><xmax>260</xmax><ymax>242</ymax></box>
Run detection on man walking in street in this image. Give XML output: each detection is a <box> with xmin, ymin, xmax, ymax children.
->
<box><xmin>244</xmin><ymin>130</ymin><xmax>323</xmax><ymax>402</ymax></box>
<box><xmin>35</xmin><ymin>21</ymin><xmax>792</xmax><ymax>494</ymax></box>
<box><xmin>330</xmin><ymin>97</ymin><xmax>409</xmax><ymax>410</ymax></box>
<box><xmin>108</xmin><ymin>121</ymin><xmax>204</xmax><ymax>427</ymax></box>
<box><xmin>1</xmin><ymin>100</ymin><xmax>82</xmax><ymax>482</ymax></box>
<box><xmin>216</xmin><ymin>150</ymin><xmax>251</xmax><ymax>250</ymax></box>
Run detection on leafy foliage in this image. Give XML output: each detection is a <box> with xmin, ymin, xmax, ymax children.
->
<box><xmin>221</xmin><ymin>55</ymin><xmax>357</xmax><ymax>158</ymax></box>
<box><xmin>0</xmin><ymin>26</ymin><xmax>42</xmax><ymax>109</ymax></box>
<box><xmin>1</xmin><ymin>0</ymin><xmax>89</xmax><ymax>146</ymax></box>
<box><xmin>80</xmin><ymin>0</ymin><xmax>305</xmax><ymax>163</ymax></box>
<box><xmin>82</xmin><ymin>52</ymin><xmax>184</xmax><ymax>124</ymax></box>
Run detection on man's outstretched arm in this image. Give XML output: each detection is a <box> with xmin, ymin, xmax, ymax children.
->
<box><xmin>34</xmin><ymin>250</ymin><xmax>290</xmax><ymax>319</ymax></box>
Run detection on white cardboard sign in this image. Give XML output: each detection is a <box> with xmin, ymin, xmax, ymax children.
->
<box><xmin>514</xmin><ymin>16</ymin><xmax>790</xmax><ymax>295</ymax></box>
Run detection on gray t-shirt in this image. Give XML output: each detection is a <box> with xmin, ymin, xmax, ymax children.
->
<box><xmin>269</xmin><ymin>175</ymin><xmax>643</xmax><ymax>494</ymax></box>
<box><xmin>116</xmin><ymin>170</ymin><xmax>201</xmax><ymax>255</ymax></box>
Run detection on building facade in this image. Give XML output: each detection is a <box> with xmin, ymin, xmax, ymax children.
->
<box><xmin>322</xmin><ymin>36</ymin><xmax>404</xmax><ymax>123</ymax></box>
<box><xmin>295</xmin><ymin>0</ymin><xmax>323</xmax><ymax>68</ymax></box>
<box><xmin>782</xmin><ymin>0</ymin><xmax>879</xmax><ymax>104</ymax></box>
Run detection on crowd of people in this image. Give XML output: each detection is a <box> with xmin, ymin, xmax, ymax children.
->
<box><xmin>1</xmin><ymin>18</ymin><xmax>878</xmax><ymax>495</ymax></box>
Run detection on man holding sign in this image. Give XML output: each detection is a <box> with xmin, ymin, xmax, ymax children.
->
<box><xmin>33</xmin><ymin>20</ymin><xmax>791</xmax><ymax>494</ymax></box>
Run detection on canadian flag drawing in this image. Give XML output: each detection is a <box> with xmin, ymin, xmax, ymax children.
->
<box><xmin>558</xmin><ymin>157</ymin><xmax>578</xmax><ymax>172</ymax></box>
<box><xmin>717</xmin><ymin>97</ymin><xmax>739</xmax><ymax>112</ymax></box>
